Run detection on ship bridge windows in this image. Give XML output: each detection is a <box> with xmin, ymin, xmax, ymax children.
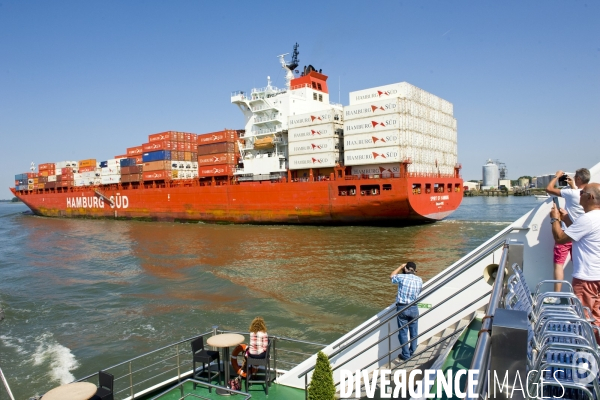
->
<box><xmin>434</xmin><ymin>184</ymin><xmax>444</xmax><ymax>193</ymax></box>
<box><xmin>318</xmin><ymin>94</ymin><xmax>323</xmax><ymax>102</ymax></box>
<box><xmin>312</xmin><ymin>82</ymin><xmax>317</xmax><ymax>89</ymax></box>
<box><xmin>426</xmin><ymin>183</ymin><xmax>431</xmax><ymax>193</ymax></box>
<box><xmin>360</xmin><ymin>185</ymin><xmax>380</xmax><ymax>196</ymax></box>
<box><xmin>338</xmin><ymin>185</ymin><xmax>356</xmax><ymax>196</ymax></box>
<box><xmin>313</xmin><ymin>93</ymin><xmax>318</xmax><ymax>100</ymax></box>
<box><xmin>383</xmin><ymin>184</ymin><xmax>392</xmax><ymax>191</ymax></box>
<box><xmin>412</xmin><ymin>184</ymin><xmax>421</xmax><ymax>194</ymax></box>
<box><xmin>447</xmin><ymin>183</ymin><xmax>452</xmax><ymax>192</ymax></box>
<box><xmin>317</xmin><ymin>83</ymin><xmax>322</xmax><ymax>90</ymax></box>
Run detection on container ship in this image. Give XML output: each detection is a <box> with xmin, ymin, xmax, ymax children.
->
<box><xmin>10</xmin><ymin>44</ymin><xmax>462</xmax><ymax>225</ymax></box>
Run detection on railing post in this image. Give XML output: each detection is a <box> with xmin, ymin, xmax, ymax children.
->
<box><xmin>273</xmin><ymin>337</ymin><xmax>278</xmax><ymax>382</ymax></box>
<box><xmin>176</xmin><ymin>343</ymin><xmax>181</xmax><ymax>382</ymax></box>
<box><xmin>129</xmin><ymin>361</ymin><xmax>135</xmax><ymax>399</ymax></box>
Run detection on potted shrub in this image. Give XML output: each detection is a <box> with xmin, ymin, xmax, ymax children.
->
<box><xmin>308</xmin><ymin>351</ymin><xmax>336</xmax><ymax>400</ymax></box>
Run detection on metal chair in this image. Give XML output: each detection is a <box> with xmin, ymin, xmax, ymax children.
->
<box><xmin>245</xmin><ymin>338</ymin><xmax>272</xmax><ymax>394</ymax></box>
<box><xmin>191</xmin><ymin>336</ymin><xmax>221</xmax><ymax>391</ymax></box>
<box><xmin>93</xmin><ymin>370</ymin><xmax>114</xmax><ymax>400</ymax></box>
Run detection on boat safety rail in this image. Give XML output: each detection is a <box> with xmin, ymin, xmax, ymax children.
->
<box><xmin>467</xmin><ymin>243</ymin><xmax>510</xmax><ymax>400</ymax></box>
<box><xmin>0</xmin><ymin>367</ymin><xmax>16</xmax><ymax>400</ymax></box>
<box><xmin>148</xmin><ymin>378</ymin><xmax>251</xmax><ymax>400</ymax></box>
<box><xmin>297</xmin><ymin>237</ymin><xmax>522</xmax><ymax>391</ymax></box>
<box><xmin>217</xmin><ymin>329</ymin><xmax>327</xmax><ymax>375</ymax></box>
<box><xmin>75</xmin><ymin>330</ymin><xmax>213</xmax><ymax>400</ymax></box>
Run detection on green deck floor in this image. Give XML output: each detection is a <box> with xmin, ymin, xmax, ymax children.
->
<box><xmin>430</xmin><ymin>316</ymin><xmax>483</xmax><ymax>400</ymax></box>
<box><xmin>150</xmin><ymin>378</ymin><xmax>306</xmax><ymax>400</ymax></box>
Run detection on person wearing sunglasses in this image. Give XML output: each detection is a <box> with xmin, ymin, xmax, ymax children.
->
<box><xmin>550</xmin><ymin>182</ymin><xmax>600</xmax><ymax>338</ymax></box>
<box><xmin>545</xmin><ymin>168</ymin><xmax>590</xmax><ymax>302</ymax></box>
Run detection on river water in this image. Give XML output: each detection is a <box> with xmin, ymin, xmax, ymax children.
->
<box><xmin>0</xmin><ymin>195</ymin><xmax>541</xmax><ymax>399</ymax></box>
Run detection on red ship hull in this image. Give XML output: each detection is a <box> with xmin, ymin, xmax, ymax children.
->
<box><xmin>10</xmin><ymin>175</ymin><xmax>463</xmax><ymax>226</ymax></box>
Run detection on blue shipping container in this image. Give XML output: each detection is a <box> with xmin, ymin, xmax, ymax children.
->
<box><xmin>119</xmin><ymin>158</ymin><xmax>137</xmax><ymax>167</ymax></box>
<box><xmin>99</xmin><ymin>161</ymin><xmax>108</xmax><ymax>168</ymax></box>
<box><xmin>142</xmin><ymin>150</ymin><xmax>171</xmax><ymax>163</ymax></box>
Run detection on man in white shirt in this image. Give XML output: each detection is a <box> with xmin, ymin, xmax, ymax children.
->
<box><xmin>546</xmin><ymin>168</ymin><xmax>590</xmax><ymax>293</ymax></box>
<box><xmin>550</xmin><ymin>182</ymin><xmax>600</xmax><ymax>335</ymax></box>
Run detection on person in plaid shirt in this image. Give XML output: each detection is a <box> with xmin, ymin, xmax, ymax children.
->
<box><xmin>390</xmin><ymin>262</ymin><xmax>422</xmax><ymax>361</ymax></box>
<box><xmin>248</xmin><ymin>317</ymin><xmax>269</xmax><ymax>359</ymax></box>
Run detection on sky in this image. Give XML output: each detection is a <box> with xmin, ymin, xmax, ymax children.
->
<box><xmin>1</xmin><ymin>1</ymin><xmax>599</xmax><ymax>196</ymax></box>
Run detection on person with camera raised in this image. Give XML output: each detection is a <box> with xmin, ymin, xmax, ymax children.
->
<box><xmin>390</xmin><ymin>262</ymin><xmax>422</xmax><ymax>362</ymax></box>
<box><xmin>545</xmin><ymin>168</ymin><xmax>590</xmax><ymax>301</ymax></box>
<box><xmin>550</xmin><ymin>182</ymin><xmax>600</xmax><ymax>337</ymax></box>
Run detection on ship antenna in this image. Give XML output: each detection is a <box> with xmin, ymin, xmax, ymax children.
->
<box><xmin>278</xmin><ymin>42</ymin><xmax>300</xmax><ymax>88</ymax></box>
<box><xmin>30</xmin><ymin>161</ymin><xmax>35</xmax><ymax>172</ymax></box>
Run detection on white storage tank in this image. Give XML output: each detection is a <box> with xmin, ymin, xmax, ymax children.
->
<box><xmin>482</xmin><ymin>159</ymin><xmax>499</xmax><ymax>188</ymax></box>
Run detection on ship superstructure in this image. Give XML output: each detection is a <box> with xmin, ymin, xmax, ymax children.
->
<box><xmin>231</xmin><ymin>43</ymin><xmax>343</xmax><ymax>182</ymax></box>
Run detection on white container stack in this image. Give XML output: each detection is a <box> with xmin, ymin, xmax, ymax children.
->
<box><xmin>100</xmin><ymin>159</ymin><xmax>121</xmax><ymax>185</ymax></box>
<box><xmin>343</xmin><ymin>82</ymin><xmax>457</xmax><ymax>176</ymax></box>
<box><xmin>287</xmin><ymin>109</ymin><xmax>344</xmax><ymax>170</ymax></box>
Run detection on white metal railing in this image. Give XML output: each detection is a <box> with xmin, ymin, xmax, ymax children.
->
<box><xmin>252</xmin><ymin>126</ymin><xmax>283</xmax><ymax>135</ymax></box>
<box><xmin>254</xmin><ymin>114</ymin><xmax>279</xmax><ymax>123</ymax></box>
<box><xmin>0</xmin><ymin>367</ymin><xmax>16</xmax><ymax>400</ymax></box>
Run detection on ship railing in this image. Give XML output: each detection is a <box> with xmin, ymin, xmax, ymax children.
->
<box><xmin>297</xmin><ymin>240</ymin><xmax>528</xmax><ymax>398</ymax></box>
<box><xmin>70</xmin><ymin>328</ymin><xmax>325</xmax><ymax>400</ymax></box>
<box><xmin>0</xmin><ymin>367</ymin><xmax>16</xmax><ymax>400</ymax></box>
<box><xmin>230</xmin><ymin>91</ymin><xmax>247</xmax><ymax>100</ymax></box>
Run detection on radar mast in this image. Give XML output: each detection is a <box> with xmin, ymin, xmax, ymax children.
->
<box><xmin>278</xmin><ymin>42</ymin><xmax>299</xmax><ymax>88</ymax></box>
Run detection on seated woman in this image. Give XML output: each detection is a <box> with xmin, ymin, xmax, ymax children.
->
<box><xmin>248</xmin><ymin>317</ymin><xmax>268</xmax><ymax>359</ymax></box>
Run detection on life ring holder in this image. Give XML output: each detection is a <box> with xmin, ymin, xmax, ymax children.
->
<box><xmin>230</xmin><ymin>343</ymin><xmax>258</xmax><ymax>378</ymax></box>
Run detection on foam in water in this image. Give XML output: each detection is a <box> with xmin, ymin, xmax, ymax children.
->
<box><xmin>32</xmin><ymin>333</ymin><xmax>79</xmax><ymax>384</ymax></box>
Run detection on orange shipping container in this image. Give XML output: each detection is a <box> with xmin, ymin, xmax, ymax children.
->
<box><xmin>27</xmin><ymin>172</ymin><xmax>38</xmax><ymax>178</ymax></box>
<box><xmin>197</xmin><ymin>142</ymin><xmax>236</xmax><ymax>155</ymax></box>
<box><xmin>35</xmin><ymin>183</ymin><xmax>45</xmax><ymax>190</ymax></box>
<box><xmin>127</xmin><ymin>146</ymin><xmax>144</xmax><ymax>156</ymax></box>
<box><xmin>197</xmin><ymin>130</ymin><xmax>238</xmax><ymax>145</ymax></box>
<box><xmin>61</xmin><ymin>167</ymin><xmax>73</xmax><ymax>174</ymax></box>
<box><xmin>197</xmin><ymin>153</ymin><xmax>237</xmax><ymax>166</ymax></box>
<box><xmin>79</xmin><ymin>159</ymin><xmax>96</xmax><ymax>168</ymax></box>
<box><xmin>142</xmin><ymin>141</ymin><xmax>173</xmax><ymax>152</ymax></box>
<box><xmin>177</xmin><ymin>132</ymin><xmax>185</xmax><ymax>142</ymax></box>
<box><xmin>183</xmin><ymin>152</ymin><xmax>192</xmax><ymax>161</ymax></box>
<box><xmin>142</xmin><ymin>170</ymin><xmax>172</xmax><ymax>181</ymax></box>
<box><xmin>114</xmin><ymin>154</ymin><xmax>128</xmax><ymax>159</ymax></box>
<box><xmin>79</xmin><ymin>166</ymin><xmax>95</xmax><ymax>173</ymax></box>
<box><xmin>38</xmin><ymin>163</ymin><xmax>55</xmax><ymax>171</ymax></box>
<box><xmin>198</xmin><ymin>164</ymin><xmax>235</xmax><ymax>177</ymax></box>
<box><xmin>135</xmin><ymin>155</ymin><xmax>143</xmax><ymax>164</ymax></box>
<box><xmin>149</xmin><ymin>131</ymin><xmax>177</xmax><ymax>142</ymax></box>
<box><xmin>39</xmin><ymin>171</ymin><xmax>49</xmax><ymax>177</ymax></box>
<box><xmin>143</xmin><ymin>160</ymin><xmax>171</xmax><ymax>172</ymax></box>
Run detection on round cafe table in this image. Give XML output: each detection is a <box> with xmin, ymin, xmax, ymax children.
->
<box><xmin>206</xmin><ymin>333</ymin><xmax>245</xmax><ymax>395</ymax></box>
<box><xmin>42</xmin><ymin>382</ymin><xmax>97</xmax><ymax>400</ymax></box>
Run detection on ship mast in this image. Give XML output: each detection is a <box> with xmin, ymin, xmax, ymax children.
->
<box><xmin>278</xmin><ymin>42</ymin><xmax>299</xmax><ymax>88</ymax></box>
